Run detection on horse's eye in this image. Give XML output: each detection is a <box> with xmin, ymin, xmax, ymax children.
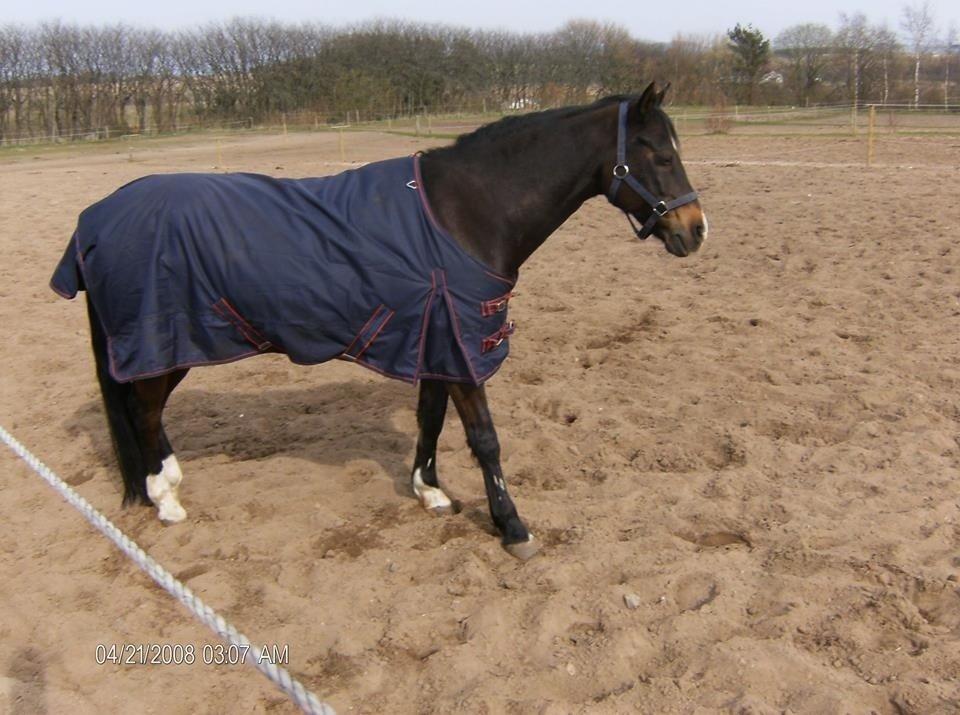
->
<box><xmin>655</xmin><ymin>155</ymin><xmax>673</xmax><ymax>167</ymax></box>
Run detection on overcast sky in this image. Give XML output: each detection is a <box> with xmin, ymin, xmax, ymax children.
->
<box><xmin>5</xmin><ymin>0</ymin><xmax>959</xmax><ymax>44</ymax></box>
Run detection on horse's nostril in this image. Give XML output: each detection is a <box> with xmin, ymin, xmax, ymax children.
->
<box><xmin>694</xmin><ymin>223</ymin><xmax>705</xmax><ymax>239</ymax></box>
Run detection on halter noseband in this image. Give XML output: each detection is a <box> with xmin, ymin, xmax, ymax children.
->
<box><xmin>606</xmin><ymin>100</ymin><xmax>698</xmax><ymax>240</ymax></box>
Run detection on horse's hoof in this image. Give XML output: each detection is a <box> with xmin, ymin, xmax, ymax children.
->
<box><xmin>158</xmin><ymin>502</ymin><xmax>187</xmax><ymax>524</ymax></box>
<box><xmin>425</xmin><ymin>503</ymin><xmax>454</xmax><ymax>517</ymax></box>
<box><xmin>415</xmin><ymin>484</ymin><xmax>453</xmax><ymax>515</ymax></box>
<box><xmin>504</xmin><ymin>534</ymin><xmax>538</xmax><ymax>560</ymax></box>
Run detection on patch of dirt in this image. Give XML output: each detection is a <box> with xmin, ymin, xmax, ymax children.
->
<box><xmin>2</xmin><ymin>129</ymin><xmax>960</xmax><ymax>713</ymax></box>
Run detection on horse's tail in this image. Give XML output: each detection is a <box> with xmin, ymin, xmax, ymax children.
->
<box><xmin>86</xmin><ymin>297</ymin><xmax>149</xmax><ymax>506</ymax></box>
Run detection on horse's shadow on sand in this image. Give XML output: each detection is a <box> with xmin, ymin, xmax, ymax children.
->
<box><xmin>65</xmin><ymin>380</ymin><xmax>423</xmax><ymax>501</ymax></box>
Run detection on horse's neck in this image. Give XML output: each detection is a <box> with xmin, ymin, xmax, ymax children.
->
<box><xmin>420</xmin><ymin>109</ymin><xmax>610</xmax><ymax>277</ymax></box>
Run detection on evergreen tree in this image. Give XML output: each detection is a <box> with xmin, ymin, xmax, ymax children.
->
<box><xmin>727</xmin><ymin>23</ymin><xmax>771</xmax><ymax>104</ymax></box>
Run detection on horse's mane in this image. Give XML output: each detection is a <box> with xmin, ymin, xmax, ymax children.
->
<box><xmin>430</xmin><ymin>94</ymin><xmax>638</xmax><ymax>154</ymax></box>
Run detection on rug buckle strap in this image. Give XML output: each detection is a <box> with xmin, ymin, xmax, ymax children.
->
<box><xmin>481</xmin><ymin>291</ymin><xmax>513</xmax><ymax>317</ymax></box>
<box><xmin>482</xmin><ymin>320</ymin><xmax>516</xmax><ymax>353</ymax></box>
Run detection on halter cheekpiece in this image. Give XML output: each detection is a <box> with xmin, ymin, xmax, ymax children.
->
<box><xmin>606</xmin><ymin>100</ymin><xmax>698</xmax><ymax>240</ymax></box>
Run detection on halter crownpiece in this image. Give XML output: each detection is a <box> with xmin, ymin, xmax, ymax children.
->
<box><xmin>606</xmin><ymin>100</ymin><xmax>698</xmax><ymax>240</ymax></box>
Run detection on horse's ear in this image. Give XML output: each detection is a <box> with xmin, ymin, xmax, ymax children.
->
<box><xmin>656</xmin><ymin>82</ymin><xmax>671</xmax><ymax>106</ymax></box>
<box><xmin>637</xmin><ymin>81</ymin><xmax>659</xmax><ymax>114</ymax></box>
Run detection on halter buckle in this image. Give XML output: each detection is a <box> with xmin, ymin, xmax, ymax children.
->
<box><xmin>612</xmin><ymin>164</ymin><xmax>629</xmax><ymax>179</ymax></box>
<box><xmin>653</xmin><ymin>200</ymin><xmax>669</xmax><ymax>217</ymax></box>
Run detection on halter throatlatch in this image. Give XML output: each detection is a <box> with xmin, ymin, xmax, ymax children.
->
<box><xmin>606</xmin><ymin>100</ymin><xmax>699</xmax><ymax>240</ymax></box>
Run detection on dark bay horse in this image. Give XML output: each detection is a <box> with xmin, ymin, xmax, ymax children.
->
<box><xmin>51</xmin><ymin>82</ymin><xmax>706</xmax><ymax>560</ymax></box>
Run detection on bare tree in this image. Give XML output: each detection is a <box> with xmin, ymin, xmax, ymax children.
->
<box><xmin>944</xmin><ymin>23</ymin><xmax>958</xmax><ymax>109</ymax></box>
<box><xmin>775</xmin><ymin>23</ymin><xmax>833</xmax><ymax>105</ymax></box>
<box><xmin>837</xmin><ymin>13</ymin><xmax>899</xmax><ymax>106</ymax></box>
<box><xmin>902</xmin><ymin>1</ymin><xmax>936</xmax><ymax>107</ymax></box>
<box><xmin>661</xmin><ymin>33</ymin><xmax>730</xmax><ymax>105</ymax></box>
<box><xmin>0</xmin><ymin>25</ymin><xmax>30</xmax><ymax>141</ymax></box>
<box><xmin>8</xmin><ymin>14</ymin><xmax>959</xmax><ymax>143</ymax></box>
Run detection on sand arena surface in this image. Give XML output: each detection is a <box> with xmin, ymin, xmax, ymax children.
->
<box><xmin>1</xmin><ymin>126</ymin><xmax>959</xmax><ymax>713</ymax></box>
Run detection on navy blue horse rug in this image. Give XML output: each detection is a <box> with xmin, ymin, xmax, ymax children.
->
<box><xmin>51</xmin><ymin>156</ymin><xmax>516</xmax><ymax>385</ymax></box>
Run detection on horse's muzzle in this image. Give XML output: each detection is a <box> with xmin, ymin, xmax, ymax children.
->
<box><xmin>661</xmin><ymin>204</ymin><xmax>706</xmax><ymax>257</ymax></box>
<box><xmin>665</xmin><ymin>233</ymin><xmax>691</xmax><ymax>257</ymax></box>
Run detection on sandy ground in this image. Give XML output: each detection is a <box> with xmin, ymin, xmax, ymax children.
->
<box><xmin>1</xmin><ymin>125</ymin><xmax>959</xmax><ymax>714</ymax></box>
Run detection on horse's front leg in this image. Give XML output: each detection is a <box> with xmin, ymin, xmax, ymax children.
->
<box><xmin>411</xmin><ymin>379</ymin><xmax>454</xmax><ymax>515</ymax></box>
<box><xmin>447</xmin><ymin>383</ymin><xmax>538</xmax><ymax>560</ymax></box>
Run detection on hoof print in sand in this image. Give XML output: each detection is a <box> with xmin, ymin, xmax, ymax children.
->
<box><xmin>676</xmin><ymin>573</ymin><xmax>719</xmax><ymax>612</ymax></box>
<box><xmin>677</xmin><ymin>530</ymin><xmax>752</xmax><ymax>550</ymax></box>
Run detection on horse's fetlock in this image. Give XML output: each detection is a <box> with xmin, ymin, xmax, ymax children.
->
<box><xmin>500</xmin><ymin>516</ymin><xmax>531</xmax><ymax>545</ymax></box>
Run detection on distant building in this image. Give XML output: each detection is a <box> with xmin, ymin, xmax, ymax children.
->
<box><xmin>507</xmin><ymin>98</ymin><xmax>539</xmax><ymax>110</ymax></box>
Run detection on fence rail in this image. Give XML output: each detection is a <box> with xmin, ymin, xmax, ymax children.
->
<box><xmin>4</xmin><ymin>101</ymin><xmax>959</xmax><ymax>150</ymax></box>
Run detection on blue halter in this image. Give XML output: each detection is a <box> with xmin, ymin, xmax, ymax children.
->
<box><xmin>606</xmin><ymin>100</ymin><xmax>699</xmax><ymax>240</ymax></box>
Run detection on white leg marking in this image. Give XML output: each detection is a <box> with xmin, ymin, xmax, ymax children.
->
<box><xmin>412</xmin><ymin>467</ymin><xmax>452</xmax><ymax>512</ymax></box>
<box><xmin>162</xmin><ymin>454</ymin><xmax>183</xmax><ymax>488</ymax></box>
<box><xmin>147</xmin><ymin>455</ymin><xmax>186</xmax><ymax>523</ymax></box>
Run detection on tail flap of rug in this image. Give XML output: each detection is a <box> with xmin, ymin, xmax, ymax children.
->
<box><xmin>411</xmin><ymin>269</ymin><xmax>477</xmax><ymax>383</ymax></box>
<box><xmin>50</xmin><ymin>232</ymin><xmax>83</xmax><ymax>299</ymax></box>
<box><xmin>419</xmin><ymin>295</ymin><xmax>475</xmax><ymax>382</ymax></box>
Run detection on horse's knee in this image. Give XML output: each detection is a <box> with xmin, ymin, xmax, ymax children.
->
<box><xmin>467</xmin><ymin>428</ymin><xmax>500</xmax><ymax>465</ymax></box>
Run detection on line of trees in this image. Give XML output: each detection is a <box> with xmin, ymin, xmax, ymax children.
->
<box><xmin>0</xmin><ymin>12</ymin><xmax>957</xmax><ymax>143</ymax></box>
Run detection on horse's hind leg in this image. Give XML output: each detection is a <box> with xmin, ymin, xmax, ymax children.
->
<box><xmin>130</xmin><ymin>369</ymin><xmax>189</xmax><ymax>523</ymax></box>
<box><xmin>447</xmin><ymin>383</ymin><xmax>537</xmax><ymax>560</ymax></box>
<box><xmin>88</xmin><ymin>298</ymin><xmax>147</xmax><ymax>505</ymax></box>
<box><xmin>411</xmin><ymin>380</ymin><xmax>454</xmax><ymax>515</ymax></box>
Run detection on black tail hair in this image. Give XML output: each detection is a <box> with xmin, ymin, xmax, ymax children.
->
<box><xmin>86</xmin><ymin>297</ymin><xmax>150</xmax><ymax>505</ymax></box>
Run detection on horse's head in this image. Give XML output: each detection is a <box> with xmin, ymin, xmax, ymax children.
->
<box><xmin>605</xmin><ymin>82</ymin><xmax>707</xmax><ymax>257</ymax></box>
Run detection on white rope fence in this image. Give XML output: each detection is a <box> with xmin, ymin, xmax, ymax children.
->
<box><xmin>0</xmin><ymin>424</ymin><xmax>335</xmax><ymax>715</ymax></box>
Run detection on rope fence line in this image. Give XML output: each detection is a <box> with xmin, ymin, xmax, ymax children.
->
<box><xmin>0</xmin><ymin>424</ymin><xmax>335</xmax><ymax>715</ymax></box>
<box><xmin>686</xmin><ymin>158</ymin><xmax>954</xmax><ymax>170</ymax></box>
<box><xmin>0</xmin><ymin>119</ymin><xmax>255</xmax><ymax>145</ymax></box>
<box><xmin>5</xmin><ymin>101</ymin><xmax>959</xmax><ymax>148</ymax></box>
<box><xmin>681</xmin><ymin>103</ymin><xmax>960</xmax><ymax>122</ymax></box>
